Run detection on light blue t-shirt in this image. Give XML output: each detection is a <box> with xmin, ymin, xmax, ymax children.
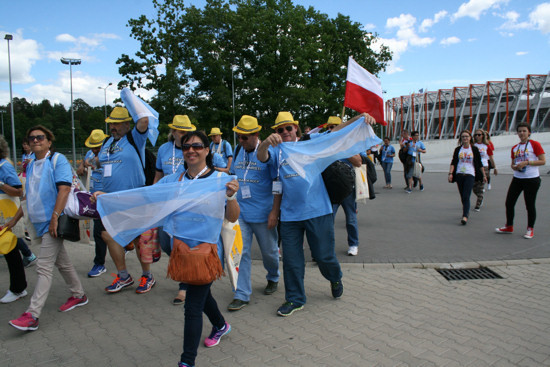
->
<box><xmin>156</xmin><ymin>141</ymin><xmax>184</xmax><ymax>176</ymax></box>
<box><xmin>212</xmin><ymin>152</ymin><xmax>227</xmax><ymax>168</ymax></box>
<box><xmin>230</xmin><ymin>144</ymin><xmax>277</xmax><ymax>223</ymax></box>
<box><xmin>26</xmin><ymin>153</ymin><xmax>72</xmax><ymax>237</ymax></box>
<box><xmin>84</xmin><ymin>150</ymin><xmax>103</xmax><ymax>193</ymax></box>
<box><xmin>210</xmin><ymin>140</ymin><xmax>233</xmax><ymax>166</ymax></box>
<box><xmin>381</xmin><ymin>145</ymin><xmax>396</xmax><ymax>163</ymax></box>
<box><xmin>0</xmin><ymin>159</ymin><xmax>22</xmax><ymax>194</ymax></box>
<box><xmin>407</xmin><ymin>140</ymin><xmax>426</xmax><ymax>162</ymax></box>
<box><xmin>98</xmin><ymin>127</ymin><xmax>148</xmax><ymax>193</ymax></box>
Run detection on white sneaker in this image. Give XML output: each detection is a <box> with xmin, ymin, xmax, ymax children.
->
<box><xmin>0</xmin><ymin>290</ymin><xmax>28</xmax><ymax>304</ymax></box>
<box><xmin>347</xmin><ymin>246</ymin><xmax>358</xmax><ymax>256</ymax></box>
<box><xmin>487</xmin><ymin>183</ymin><xmax>491</xmax><ymax>190</ymax></box>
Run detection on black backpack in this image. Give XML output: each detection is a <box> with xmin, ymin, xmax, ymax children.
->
<box><xmin>126</xmin><ymin>131</ymin><xmax>157</xmax><ymax>186</ymax></box>
<box><xmin>321</xmin><ymin>160</ymin><xmax>355</xmax><ymax>204</ymax></box>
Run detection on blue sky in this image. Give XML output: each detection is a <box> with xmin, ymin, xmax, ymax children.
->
<box><xmin>1</xmin><ymin>0</ymin><xmax>549</xmax><ymax>109</ymax></box>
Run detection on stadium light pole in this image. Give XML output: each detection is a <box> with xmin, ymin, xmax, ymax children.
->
<box><xmin>0</xmin><ymin>109</ymin><xmax>5</xmax><ymax>136</ymax></box>
<box><xmin>98</xmin><ymin>82</ymin><xmax>113</xmax><ymax>133</ymax></box>
<box><xmin>60</xmin><ymin>57</ymin><xmax>81</xmax><ymax>167</ymax></box>
<box><xmin>5</xmin><ymin>34</ymin><xmax>17</xmax><ymax>165</ymax></box>
<box><xmin>231</xmin><ymin>66</ymin><xmax>236</xmax><ymax>148</ymax></box>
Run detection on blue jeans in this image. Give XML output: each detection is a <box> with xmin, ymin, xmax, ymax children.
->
<box><xmin>332</xmin><ymin>192</ymin><xmax>359</xmax><ymax>248</ymax></box>
<box><xmin>280</xmin><ymin>214</ymin><xmax>342</xmax><ymax>306</ymax></box>
<box><xmin>180</xmin><ymin>282</ymin><xmax>225</xmax><ymax>366</ymax></box>
<box><xmin>455</xmin><ymin>174</ymin><xmax>475</xmax><ymax>218</ymax></box>
<box><xmin>381</xmin><ymin>161</ymin><xmax>393</xmax><ymax>185</ymax></box>
<box><xmin>159</xmin><ymin>227</ymin><xmax>187</xmax><ymax>291</ymax></box>
<box><xmin>234</xmin><ymin>220</ymin><xmax>279</xmax><ymax>302</ymax></box>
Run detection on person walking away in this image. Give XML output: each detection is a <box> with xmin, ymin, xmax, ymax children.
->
<box><xmin>380</xmin><ymin>137</ymin><xmax>395</xmax><ymax>189</ymax></box>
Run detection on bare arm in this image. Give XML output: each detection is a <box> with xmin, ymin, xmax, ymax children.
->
<box><xmin>135</xmin><ymin>117</ymin><xmax>149</xmax><ymax>134</ymax></box>
<box><xmin>153</xmin><ymin>171</ymin><xmax>164</xmax><ymax>184</ymax></box>
<box><xmin>257</xmin><ymin>133</ymin><xmax>282</xmax><ymax>163</ymax></box>
<box><xmin>224</xmin><ymin>179</ymin><xmax>240</xmax><ymax>222</ymax></box>
<box><xmin>0</xmin><ymin>183</ymin><xmax>23</xmax><ymax>198</ymax></box>
<box><xmin>267</xmin><ymin>194</ymin><xmax>282</xmax><ymax>229</ymax></box>
<box><xmin>49</xmin><ymin>185</ymin><xmax>71</xmax><ymax>237</ymax></box>
<box><xmin>331</xmin><ymin>112</ymin><xmax>376</xmax><ymax>133</ymax></box>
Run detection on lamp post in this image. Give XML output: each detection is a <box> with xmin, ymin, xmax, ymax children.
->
<box><xmin>5</xmin><ymin>34</ymin><xmax>17</xmax><ymax>165</ymax></box>
<box><xmin>60</xmin><ymin>57</ymin><xmax>81</xmax><ymax>167</ymax></box>
<box><xmin>98</xmin><ymin>82</ymin><xmax>112</xmax><ymax>133</ymax></box>
<box><xmin>231</xmin><ymin>66</ymin><xmax>236</xmax><ymax>148</ymax></box>
<box><xmin>0</xmin><ymin>109</ymin><xmax>5</xmax><ymax>136</ymax></box>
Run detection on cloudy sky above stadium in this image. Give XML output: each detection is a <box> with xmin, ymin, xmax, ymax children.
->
<box><xmin>0</xmin><ymin>0</ymin><xmax>548</xmax><ymax>108</ymax></box>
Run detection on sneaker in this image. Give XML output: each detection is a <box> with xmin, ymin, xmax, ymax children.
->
<box><xmin>524</xmin><ymin>227</ymin><xmax>534</xmax><ymax>239</ymax></box>
<box><xmin>331</xmin><ymin>281</ymin><xmax>344</xmax><ymax>299</ymax></box>
<box><xmin>474</xmin><ymin>205</ymin><xmax>480</xmax><ymax>212</ymax></box>
<box><xmin>0</xmin><ymin>289</ymin><xmax>27</xmax><ymax>304</ymax></box>
<box><xmin>59</xmin><ymin>295</ymin><xmax>88</xmax><ymax>312</ymax></box>
<box><xmin>9</xmin><ymin>312</ymin><xmax>39</xmax><ymax>331</ymax></box>
<box><xmin>178</xmin><ymin>363</ymin><xmax>193</xmax><ymax>367</ymax></box>
<box><xmin>264</xmin><ymin>280</ymin><xmax>278</xmax><ymax>295</ymax></box>
<box><xmin>136</xmin><ymin>275</ymin><xmax>156</xmax><ymax>294</ymax></box>
<box><xmin>487</xmin><ymin>183</ymin><xmax>492</xmax><ymax>190</ymax></box>
<box><xmin>88</xmin><ymin>264</ymin><xmax>106</xmax><ymax>278</ymax></box>
<box><xmin>227</xmin><ymin>299</ymin><xmax>249</xmax><ymax>311</ymax></box>
<box><xmin>22</xmin><ymin>253</ymin><xmax>37</xmax><ymax>268</ymax></box>
<box><xmin>495</xmin><ymin>226</ymin><xmax>513</xmax><ymax>234</ymax></box>
<box><xmin>105</xmin><ymin>275</ymin><xmax>134</xmax><ymax>293</ymax></box>
<box><xmin>347</xmin><ymin>246</ymin><xmax>358</xmax><ymax>256</ymax></box>
<box><xmin>204</xmin><ymin>322</ymin><xmax>231</xmax><ymax>347</ymax></box>
<box><xmin>405</xmin><ymin>188</ymin><xmax>412</xmax><ymax>194</ymax></box>
<box><xmin>277</xmin><ymin>302</ymin><xmax>304</xmax><ymax>317</ymax></box>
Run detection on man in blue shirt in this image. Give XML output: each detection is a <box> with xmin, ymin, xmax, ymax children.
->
<box><xmin>226</xmin><ymin>115</ymin><xmax>281</xmax><ymax>311</ymax></box>
<box><xmin>97</xmin><ymin>107</ymin><xmax>155</xmax><ymax>294</ymax></box>
<box><xmin>209</xmin><ymin>127</ymin><xmax>233</xmax><ymax>173</ymax></box>
<box><xmin>405</xmin><ymin>130</ymin><xmax>426</xmax><ymax>193</ymax></box>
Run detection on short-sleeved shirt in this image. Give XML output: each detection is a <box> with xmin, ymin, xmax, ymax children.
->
<box><xmin>407</xmin><ymin>140</ymin><xmax>426</xmax><ymax>161</ymax></box>
<box><xmin>230</xmin><ymin>144</ymin><xmax>277</xmax><ymax>223</ymax></box>
<box><xmin>155</xmin><ymin>141</ymin><xmax>184</xmax><ymax>176</ymax></box>
<box><xmin>0</xmin><ymin>159</ymin><xmax>22</xmax><ymax>194</ymax></box>
<box><xmin>381</xmin><ymin>145</ymin><xmax>395</xmax><ymax>163</ymax></box>
<box><xmin>456</xmin><ymin>146</ymin><xmax>475</xmax><ymax>176</ymax></box>
<box><xmin>84</xmin><ymin>150</ymin><xmax>103</xmax><ymax>193</ymax></box>
<box><xmin>474</xmin><ymin>143</ymin><xmax>492</xmax><ymax>167</ymax></box>
<box><xmin>511</xmin><ymin>140</ymin><xmax>545</xmax><ymax>179</ymax></box>
<box><xmin>98</xmin><ymin>127</ymin><xmax>148</xmax><ymax>193</ymax></box>
<box><xmin>212</xmin><ymin>152</ymin><xmax>227</xmax><ymax>168</ymax></box>
<box><xmin>210</xmin><ymin>140</ymin><xmax>233</xmax><ymax>166</ymax></box>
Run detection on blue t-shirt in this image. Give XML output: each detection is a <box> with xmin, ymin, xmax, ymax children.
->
<box><xmin>26</xmin><ymin>153</ymin><xmax>72</xmax><ymax>237</ymax></box>
<box><xmin>0</xmin><ymin>159</ymin><xmax>22</xmax><ymax>194</ymax></box>
<box><xmin>210</xmin><ymin>140</ymin><xmax>233</xmax><ymax>166</ymax></box>
<box><xmin>230</xmin><ymin>144</ymin><xmax>277</xmax><ymax>223</ymax></box>
<box><xmin>156</xmin><ymin>141</ymin><xmax>184</xmax><ymax>176</ymax></box>
<box><xmin>381</xmin><ymin>145</ymin><xmax>396</xmax><ymax>163</ymax></box>
<box><xmin>212</xmin><ymin>152</ymin><xmax>227</xmax><ymax>168</ymax></box>
<box><xmin>84</xmin><ymin>150</ymin><xmax>103</xmax><ymax>193</ymax></box>
<box><xmin>407</xmin><ymin>140</ymin><xmax>426</xmax><ymax>162</ymax></box>
<box><xmin>98</xmin><ymin>127</ymin><xmax>148</xmax><ymax>193</ymax></box>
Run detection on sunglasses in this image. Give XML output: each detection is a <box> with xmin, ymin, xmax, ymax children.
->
<box><xmin>474</xmin><ymin>133</ymin><xmax>483</xmax><ymax>136</ymax></box>
<box><xmin>328</xmin><ymin>125</ymin><xmax>336</xmax><ymax>130</ymax></box>
<box><xmin>237</xmin><ymin>135</ymin><xmax>249</xmax><ymax>141</ymax></box>
<box><xmin>182</xmin><ymin>143</ymin><xmax>205</xmax><ymax>151</ymax></box>
<box><xmin>28</xmin><ymin>135</ymin><xmax>46</xmax><ymax>143</ymax></box>
<box><xmin>276</xmin><ymin>126</ymin><xmax>294</xmax><ymax>134</ymax></box>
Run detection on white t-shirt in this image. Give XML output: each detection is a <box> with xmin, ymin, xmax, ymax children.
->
<box><xmin>511</xmin><ymin>140</ymin><xmax>545</xmax><ymax>179</ymax></box>
<box><xmin>456</xmin><ymin>146</ymin><xmax>475</xmax><ymax>176</ymax></box>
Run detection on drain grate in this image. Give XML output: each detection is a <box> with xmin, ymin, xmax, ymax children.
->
<box><xmin>436</xmin><ymin>267</ymin><xmax>503</xmax><ymax>281</ymax></box>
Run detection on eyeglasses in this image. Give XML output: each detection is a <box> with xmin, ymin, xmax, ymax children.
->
<box><xmin>276</xmin><ymin>126</ymin><xmax>294</xmax><ymax>134</ymax></box>
<box><xmin>28</xmin><ymin>135</ymin><xmax>46</xmax><ymax>143</ymax></box>
<box><xmin>182</xmin><ymin>143</ymin><xmax>205</xmax><ymax>151</ymax></box>
<box><xmin>237</xmin><ymin>135</ymin><xmax>249</xmax><ymax>141</ymax></box>
<box><xmin>474</xmin><ymin>133</ymin><xmax>482</xmax><ymax>136</ymax></box>
<box><xmin>328</xmin><ymin>125</ymin><xmax>336</xmax><ymax>130</ymax></box>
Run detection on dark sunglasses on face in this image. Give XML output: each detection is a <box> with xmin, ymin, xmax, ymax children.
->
<box><xmin>28</xmin><ymin>135</ymin><xmax>46</xmax><ymax>143</ymax></box>
<box><xmin>182</xmin><ymin>143</ymin><xmax>205</xmax><ymax>151</ymax></box>
<box><xmin>237</xmin><ymin>135</ymin><xmax>249</xmax><ymax>141</ymax></box>
<box><xmin>328</xmin><ymin>125</ymin><xmax>336</xmax><ymax>130</ymax></box>
<box><xmin>474</xmin><ymin>133</ymin><xmax>482</xmax><ymax>136</ymax></box>
<box><xmin>276</xmin><ymin>126</ymin><xmax>294</xmax><ymax>134</ymax></box>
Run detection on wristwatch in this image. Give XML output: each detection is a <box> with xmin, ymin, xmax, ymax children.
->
<box><xmin>0</xmin><ymin>181</ymin><xmax>5</xmax><ymax>187</ymax></box>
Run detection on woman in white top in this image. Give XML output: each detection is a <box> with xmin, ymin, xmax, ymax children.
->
<box><xmin>495</xmin><ymin>122</ymin><xmax>546</xmax><ymax>239</ymax></box>
<box><xmin>472</xmin><ymin>129</ymin><xmax>497</xmax><ymax>211</ymax></box>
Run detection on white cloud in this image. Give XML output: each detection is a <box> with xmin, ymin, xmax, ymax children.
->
<box><xmin>516</xmin><ymin>51</ymin><xmax>528</xmax><ymax>56</ymax></box>
<box><xmin>452</xmin><ymin>0</ymin><xmax>509</xmax><ymax>21</ymax></box>
<box><xmin>530</xmin><ymin>2</ymin><xmax>550</xmax><ymax>34</ymax></box>
<box><xmin>420</xmin><ymin>10</ymin><xmax>448</xmax><ymax>32</ymax></box>
<box><xmin>0</xmin><ymin>30</ymin><xmax>41</xmax><ymax>84</ymax></box>
<box><xmin>440</xmin><ymin>36</ymin><xmax>461</xmax><ymax>46</ymax></box>
<box><xmin>56</xmin><ymin>33</ymin><xmax>77</xmax><ymax>43</ymax></box>
<box><xmin>47</xmin><ymin>32</ymin><xmax>121</xmax><ymax>63</ymax></box>
<box><xmin>497</xmin><ymin>3</ymin><xmax>550</xmax><ymax>35</ymax></box>
<box><xmin>363</xmin><ymin>23</ymin><xmax>376</xmax><ymax>31</ymax></box>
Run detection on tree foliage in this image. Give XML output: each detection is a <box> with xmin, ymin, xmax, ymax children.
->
<box><xmin>117</xmin><ymin>0</ymin><xmax>391</xmax><ymax>137</ymax></box>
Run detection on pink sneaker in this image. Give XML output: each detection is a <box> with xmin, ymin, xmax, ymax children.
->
<box><xmin>495</xmin><ymin>225</ymin><xmax>513</xmax><ymax>234</ymax></box>
<box><xmin>9</xmin><ymin>312</ymin><xmax>39</xmax><ymax>331</ymax></box>
<box><xmin>204</xmin><ymin>322</ymin><xmax>231</xmax><ymax>347</ymax></box>
<box><xmin>524</xmin><ymin>227</ymin><xmax>534</xmax><ymax>239</ymax></box>
<box><xmin>59</xmin><ymin>295</ymin><xmax>88</xmax><ymax>312</ymax></box>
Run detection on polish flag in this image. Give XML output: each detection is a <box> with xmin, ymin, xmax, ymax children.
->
<box><xmin>344</xmin><ymin>57</ymin><xmax>386</xmax><ymax>125</ymax></box>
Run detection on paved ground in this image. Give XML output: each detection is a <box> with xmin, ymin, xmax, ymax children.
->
<box><xmin>1</xmin><ymin>145</ymin><xmax>549</xmax><ymax>366</ymax></box>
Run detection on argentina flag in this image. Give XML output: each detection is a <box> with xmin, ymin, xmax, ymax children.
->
<box><xmin>279</xmin><ymin>117</ymin><xmax>382</xmax><ymax>181</ymax></box>
<box><xmin>97</xmin><ymin>174</ymin><xmax>234</xmax><ymax>246</ymax></box>
<box><xmin>121</xmin><ymin>87</ymin><xmax>160</xmax><ymax>146</ymax></box>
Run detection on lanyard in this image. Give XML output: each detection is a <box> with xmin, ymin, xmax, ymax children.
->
<box><xmin>171</xmin><ymin>142</ymin><xmax>182</xmax><ymax>174</ymax></box>
<box><xmin>515</xmin><ymin>140</ymin><xmax>529</xmax><ymax>159</ymax></box>
<box><xmin>242</xmin><ymin>140</ymin><xmax>259</xmax><ymax>182</ymax></box>
<box><xmin>106</xmin><ymin>138</ymin><xmax>120</xmax><ymax>161</ymax></box>
<box><xmin>179</xmin><ymin>165</ymin><xmax>209</xmax><ymax>181</ymax></box>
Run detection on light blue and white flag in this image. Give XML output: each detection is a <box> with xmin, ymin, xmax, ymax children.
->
<box><xmin>279</xmin><ymin>117</ymin><xmax>382</xmax><ymax>181</ymax></box>
<box><xmin>97</xmin><ymin>174</ymin><xmax>234</xmax><ymax>246</ymax></box>
<box><xmin>121</xmin><ymin>87</ymin><xmax>160</xmax><ymax>146</ymax></box>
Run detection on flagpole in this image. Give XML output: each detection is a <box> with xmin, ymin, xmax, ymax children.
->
<box><xmin>341</xmin><ymin>106</ymin><xmax>346</xmax><ymax>120</ymax></box>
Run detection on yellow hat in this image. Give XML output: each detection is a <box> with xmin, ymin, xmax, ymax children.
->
<box><xmin>327</xmin><ymin>116</ymin><xmax>342</xmax><ymax>126</ymax></box>
<box><xmin>208</xmin><ymin>127</ymin><xmax>222</xmax><ymax>136</ymax></box>
<box><xmin>105</xmin><ymin>107</ymin><xmax>133</xmax><ymax>123</ymax></box>
<box><xmin>85</xmin><ymin>129</ymin><xmax>109</xmax><ymax>148</ymax></box>
<box><xmin>0</xmin><ymin>227</ymin><xmax>17</xmax><ymax>255</ymax></box>
<box><xmin>272</xmin><ymin>111</ymin><xmax>299</xmax><ymax>129</ymax></box>
<box><xmin>168</xmin><ymin>115</ymin><xmax>196</xmax><ymax>131</ymax></box>
<box><xmin>233</xmin><ymin>115</ymin><xmax>261</xmax><ymax>134</ymax></box>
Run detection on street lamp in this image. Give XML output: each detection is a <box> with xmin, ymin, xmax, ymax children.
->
<box><xmin>0</xmin><ymin>109</ymin><xmax>5</xmax><ymax>136</ymax></box>
<box><xmin>5</xmin><ymin>34</ymin><xmax>17</xmax><ymax>165</ymax></box>
<box><xmin>60</xmin><ymin>57</ymin><xmax>81</xmax><ymax>167</ymax></box>
<box><xmin>231</xmin><ymin>66</ymin><xmax>236</xmax><ymax>148</ymax></box>
<box><xmin>98</xmin><ymin>82</ymin><xmax>112</xmax><ymax>133</ymax></box>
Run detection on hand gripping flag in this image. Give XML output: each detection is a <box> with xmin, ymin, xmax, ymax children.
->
<box><xmin>120</xmin><ymin>88</ymin><xmax>160</xmax><ymax>146</ymax></box>
<box><xmin>278</xmin><ymin>117</ymin><xmax>382</xmax><ymax>182</ymax></box>
<box><xmin>97</xmin><ymin>174</ymin><xmax>234</xmax><ymax>246</ymax></box>
<box><xmin>344</xmin><ymin>57</ymin><xmax>386</xmax><ymax>125</ymax></box>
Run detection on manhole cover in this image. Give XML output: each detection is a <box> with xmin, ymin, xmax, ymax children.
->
<box><xmin>436</xmin><ymin>267</ymin><xmax>503</xmax><ymax>281</ymax></box>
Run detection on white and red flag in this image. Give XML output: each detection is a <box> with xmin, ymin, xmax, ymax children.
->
<box><xmin>344</xmin><ymin>57</ymin><xmax>386</xmax><ymax>125</ymax></box>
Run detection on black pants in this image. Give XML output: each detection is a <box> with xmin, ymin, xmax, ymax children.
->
<box><xmin>93</xmin><ymin>219</ymin><xmax>107</xmax><ymax>266</ymax></box>
<box><xmin>4</xmin><ymin>246</ymin><xmax>27</xmax><ymax>294</ymax></box>
<box><xmin>505</xmin><ymin>177</ymin><xmax>541</xmax><ymax>228</ymax></box>
<box><xmin>455</xmin><ymin>174</ymin><xmax>475</xmax><ymax>218</ymax></box>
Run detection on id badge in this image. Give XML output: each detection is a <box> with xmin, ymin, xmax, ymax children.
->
<box><xmin>412</xmin><ymin>151</ymin><xmax>417</xmax><ymax>157</ymax></box>
<box><xmin>104</xmin><ymin>164</ymin><xmax>112</xmax><ymax>177</ymax></box>
<box><xmin>272</xmin><ymin>180</ymin><xmax>282</xmax><ymax>194</ymax></box>
<box><xmin>241</xmin><ymin>185</ymin><xmax>251</xmax><ymax>199</ymax></box>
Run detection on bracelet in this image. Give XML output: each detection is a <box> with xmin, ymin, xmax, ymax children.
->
<box><xmin>53</xmin><ymin>211</ymin><xmax>61</xmax><ymax>217</ymax></box>
<box><xmin>225</xmin><ymin>192</ymin><xmax>237</xmax><ymax>201</ymax></box>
